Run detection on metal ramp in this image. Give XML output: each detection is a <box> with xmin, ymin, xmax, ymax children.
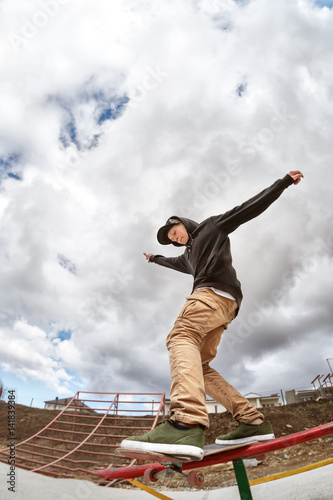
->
<box><xmin>0</xmin><ymin>391</ymin><xmax>165</xmax><ymax>485</ymax></box>
<box><xmin>311</xmin><ymin>374</ymin><xmax>333</xmax><ymax>399</ymax></box>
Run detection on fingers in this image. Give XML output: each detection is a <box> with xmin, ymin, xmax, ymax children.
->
<box><xmin>143</xmin><ymin>253</ymin><xmax>153</xmax><ymax>263</ymax></box>
<box><xmin>288</xmin><ymin>171</ymin><xmax>304</xmax><ymax>184</ymax></box>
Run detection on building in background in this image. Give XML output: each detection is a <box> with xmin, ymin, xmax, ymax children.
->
<box><xmin>286</xmin><ymin>389</ymin><xmax>320</xmax><ymax>404</ymax></box>
<box><xmin>44</xmin><ymin>397</ymin><xmax>93</xmax><ymax>412</ymax></box>
<box><xmin>165</xmin><ymin>392</ymin><xmax>282</xmax><ymax>415</ymax></box>
<box><xmin>245</xmin><ymin>392</ymin><xmax>282</xmax><ymax>408</ymax></box>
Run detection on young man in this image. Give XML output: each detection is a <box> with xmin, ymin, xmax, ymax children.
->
<box><xmin>121</xmin><ymin>171</ymin><xmax>304</xmax><ymax>460</ymax></box>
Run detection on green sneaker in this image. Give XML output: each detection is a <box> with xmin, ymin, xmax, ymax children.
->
<box><xmin>120</xmin><ymin>420</ymin><xmax>204</xmax><ymax>460</ymax></box>
<box><xmin>215</xmin><ymin>421</ymin><xmax>274</xmax><ymax>445</ymax></box>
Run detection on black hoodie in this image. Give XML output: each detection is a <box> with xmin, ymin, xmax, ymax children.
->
<box><xmin>151</xmin><ymin>174</ymin><xmax>295</xmax><ymax>313</ymax></box>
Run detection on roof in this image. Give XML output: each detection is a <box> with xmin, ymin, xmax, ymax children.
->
<box><xmin>296</xmin><ymin>389</ymin><xmax>316</xmax><ymax>395</ymax></box>
<box><xmin>165</xmin><ymin>398</ymin><xmax>218</xmax><ymax>403</ymax></box>
<box><xmin>245</xmin><ymin>393</ymin><xmax>262</xmax><ymax>398</ymax></box>
<box><xmin>44</xmin><ymin>398</ymin><xmax>90</xmax><ymax>408</ymax></box>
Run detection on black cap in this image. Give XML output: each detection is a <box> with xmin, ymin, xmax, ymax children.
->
<box><xmin>157</xmin><ymin>217</ymin><xmax>181</xmax><ymax>245</ymax></box>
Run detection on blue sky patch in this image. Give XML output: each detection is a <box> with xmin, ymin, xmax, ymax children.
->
<box><xmin>57</xmin><ymin>254</ymin><xmax>77</xmax><ymax>275</ymax></box>
<box><xmin>97</xmin><ymin>95</ymin><xmax>129</xmax><ymax>124</ymax></box>
<box><xmin>57</xmin><ymin>329</ymin><xmax>72</xmax><ymax>341</ymax></box>
<box><xmin>55</xmin><ymin>91</ymin><xmax>129</xmax><ymax>151</ymax></box>
<box><xmin>315</xmin><ymin>0</ymin><xmax>333</xmax><ymax>7</ymax></box>
<box><xmin>236</xmin><ymin>82</ymin><xmax>247</xmax><ymax>97</ymax></box>
<box><xmin>0</xmin><ymin>154</ymin><xmax>22</xmax><ymax>182</ymax></box>
<box><xmin>7</xmin><ymin>172</ymin><xmax>22</xmax><ymax>180</ymax></box>
<box><xmin>59</xmin><ymin>117</ymin><xmax>78</xmax><ymax>149</ymax></box>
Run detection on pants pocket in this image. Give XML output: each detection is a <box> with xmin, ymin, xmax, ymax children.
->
<box><xmin>185</xmin><ymin>291</ymin><xmax>219</xmax><ymax>311</ymax></box>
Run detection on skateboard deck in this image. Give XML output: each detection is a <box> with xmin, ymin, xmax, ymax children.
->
<box><xmin>203</xmin><ymin>441</ymin><xmax>259</xmax><ymax>456</ymax></box>
<box><xmin>117</xmin><ymin>448</ymin><xmax>195</xmax><ymax>463</ymax></box>
<box><xmin>118</xmin><ymin>440</ymin><xmax>259</xmax><ymax>463</ymax></box>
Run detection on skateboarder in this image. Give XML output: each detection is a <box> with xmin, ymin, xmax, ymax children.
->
<box><xmin>121</xmin><ymin>171</ymin><xmax>304</xmax><ymax>460</ymax></box>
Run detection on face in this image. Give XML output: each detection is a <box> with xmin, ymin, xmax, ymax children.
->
<box><xmin>168</xmin><ymin>223</ymin><xmax>189</xmax><ymax>245</ymax></box>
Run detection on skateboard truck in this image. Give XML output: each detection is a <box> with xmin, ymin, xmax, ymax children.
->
<box><xmin>144</xmin><ymin>462</ymin><xmax>205</xmax><ymax>487</ymax></box>
<box><xmin>117</xmin><ymin>448</ymin><xmax>206</xmax><ymax>486</ymax></box>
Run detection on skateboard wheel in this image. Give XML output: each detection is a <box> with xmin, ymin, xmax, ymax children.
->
<box><xmin>144</xmin><ymin>468</ymin><xmax>159</xmax><ymax>483</ymax></box>
<box><xmin>187</xmin><ymin>470</ymin><xmax>205</xmax><ymax>487</ymax></box>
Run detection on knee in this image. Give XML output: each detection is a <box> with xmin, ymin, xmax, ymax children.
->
<box><xmin>166</xmin><ymin>327</ymin><xmax>202</xmax><ymax>350</ymax></box>
<box><xmin>202</xmin><ymin>362</ymin><xmax>210</xmax><ymax>374</ymax></box>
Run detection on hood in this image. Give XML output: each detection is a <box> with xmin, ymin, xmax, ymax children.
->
<box><xmin>157</xmin><ymin>215</ymin><xmax>199</xmax><ymax>247</ymax></box>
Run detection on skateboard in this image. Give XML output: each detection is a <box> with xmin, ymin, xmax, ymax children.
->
<box><xmin>96</xmin><ymin>423</ymin><xmax>333</xmax><ymax>491</ymax></box>
<box><xmin>114</xmin><ymin>441</ymin><xmax>260</xmax><ymax>486</ymax></box>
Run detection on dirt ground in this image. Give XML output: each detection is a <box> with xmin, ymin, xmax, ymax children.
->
<box><xmin>0</xmin><ymin>398</ymin><xmax>332</xmax><ymax>490</ymax></box>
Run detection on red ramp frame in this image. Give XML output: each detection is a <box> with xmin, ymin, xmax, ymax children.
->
<box><xmin>0</xmin><ymin>391</ymin><xmax>166</xmax><ymax>485</ymax></box>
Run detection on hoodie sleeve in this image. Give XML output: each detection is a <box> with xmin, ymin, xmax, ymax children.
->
<box><xmin>212</xmin><ymin>174</ymin><xmax>295</xmax><ymax>234</ymax></box>
<box><xmin>151</xmin><ymin>253</ymin><xmax>193</xmax><ymax>275</ymax></box>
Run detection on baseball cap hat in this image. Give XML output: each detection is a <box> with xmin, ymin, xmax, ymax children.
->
<box><xmin>157</xmin><ymin>217</ymin><xmax>182</xmax><ymax>245</ymax></box>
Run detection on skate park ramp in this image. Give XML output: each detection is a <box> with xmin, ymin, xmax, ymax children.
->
<box><xmin>0</xmin><ymin>391</ymin><xmax>166</xmax><ymax>486</ymax></box>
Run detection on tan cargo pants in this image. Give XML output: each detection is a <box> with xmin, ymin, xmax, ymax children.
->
<box><xmin>166</xmin><ymin>288</ymin><xmax>264</xmax><ymax>429</ymax></box>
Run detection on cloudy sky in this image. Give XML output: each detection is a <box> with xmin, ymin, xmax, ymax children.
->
<box><xmin>0</xmin><ymin>0</ymin><xmax>332</xmax><ymax>409</ymax></box>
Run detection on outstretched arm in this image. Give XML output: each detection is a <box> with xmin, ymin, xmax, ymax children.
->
<box><xmin>213</xmin><ymin>171</ymin><xmax>304</xmax><ymax>234</ymax></box>
<box><xmin>143</xmin><ymin>252</ymin><xmax>193</xmax><ymax>275</ymax></box>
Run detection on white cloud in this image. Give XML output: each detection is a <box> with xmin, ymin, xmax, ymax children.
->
<box><xmin>0</xmin><ymin>321</ymin><xmax>73</xmax><ymax>393</ymax></box>
<box><xmin>0</xmin><ymin>0</ymin><xmax>332</xmax><ymax>402</ymax></box>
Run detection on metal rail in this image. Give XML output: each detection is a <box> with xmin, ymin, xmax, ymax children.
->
<box><xmin>97</xmin><ymin>421</ymin><xmax>333</xmax><ymax>499</ymax></box>
<box><xmin>182</xmin><ymin>421</ymin><xmax>333</xmax><ymax>470</ymax></box>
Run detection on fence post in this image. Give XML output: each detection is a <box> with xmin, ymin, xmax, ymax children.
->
<box><xmin>232</xmin><ymin>457</ymin><xmax>253</xmax><ymax>500</ymax></box>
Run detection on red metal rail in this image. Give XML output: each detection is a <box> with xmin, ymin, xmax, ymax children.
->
<box><xmin>97</xmin><ymin>421</ymin><xmax>333</xmax><ymax>480</ymax></box>
<box><xmin>183</xmin><ymin>421</ymin><xmax>333</xmax><ymax>471</ymax></box>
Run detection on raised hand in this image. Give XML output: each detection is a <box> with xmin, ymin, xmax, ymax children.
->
<box><xmin>143</xmin><ymin>253</ymin><xmax>154</xmax><ymax>263</ymax></box>
<box><xmin>288</xmin><ymin>171</ymin><xmax>304</xmax><ymax>185</ymax></box>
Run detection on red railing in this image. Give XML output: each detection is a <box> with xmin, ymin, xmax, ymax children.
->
<box><xmin>182</xmin><ymin>421</ymin><xmax>333</xmax><ymax>470</ymax></box>
<box><xmin>97</xmin><ymin>421</ymin><xmax>333</xmax><ymax>480</ymax></box>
